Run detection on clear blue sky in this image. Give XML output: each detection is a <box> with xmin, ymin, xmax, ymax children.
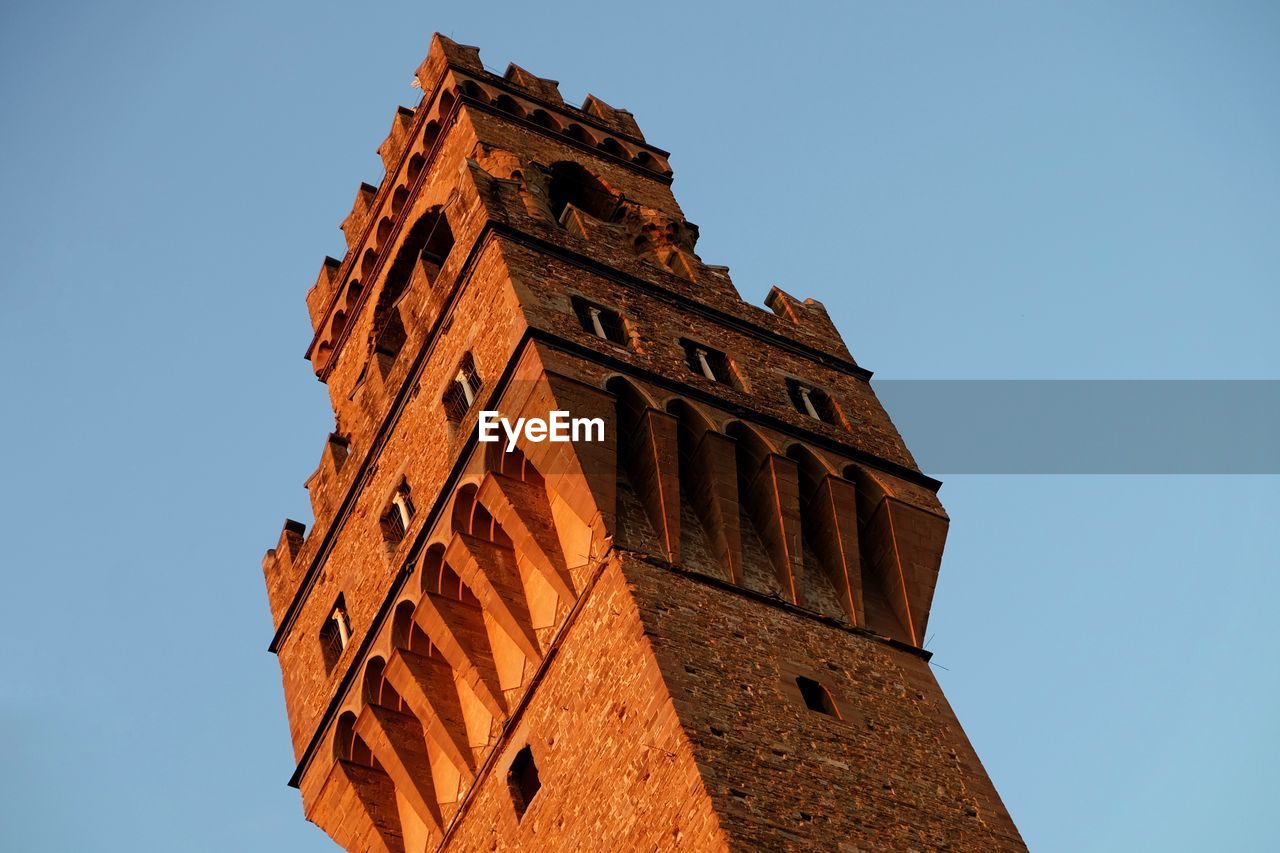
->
<box><xmin>1</xmin><ymin>2</ymin><xmax>1276</xmax><ymax>850</ymax></box>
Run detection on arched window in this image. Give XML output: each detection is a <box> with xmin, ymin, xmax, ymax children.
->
<box><xmin>373</xmin><ymin>208</ymin><xmax>454</xmax><ymax>353</ymax></box>
<box><xmin>547</xmin><ymin>161</ymin><xmax>618</xmax><ymax>222</ymax></box>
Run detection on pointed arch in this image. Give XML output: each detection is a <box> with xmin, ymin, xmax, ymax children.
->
<box><xmin>547</xmin><ymin>161</ymin><xmax>619</xmax><ymax>222</ymax></box>
<box><xmin>334</xmin><ymin>711</ymin><xmax>375</xmax><ymax>766</ymax></box>
<box><xmin>362</xmin><ymin>657</ymin><xmax>406</xmax><ymax>712</ymax></box>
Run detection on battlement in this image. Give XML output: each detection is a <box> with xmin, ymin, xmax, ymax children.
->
<box><xmin>262</xmin><ymin>34</ymin><xmax>1022</xmax><ymax>853</ymax></box>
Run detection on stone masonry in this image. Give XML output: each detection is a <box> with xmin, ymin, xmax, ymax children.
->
<box><xmin>261</xmin><ymin>33</ymin><xmax>1025</xmax><ymax>852</ymax></box>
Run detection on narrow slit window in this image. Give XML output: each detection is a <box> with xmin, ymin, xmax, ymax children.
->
<box><xmin>796</xmin><ymin>675</ymin><xmax>841</xmax><ymax>718</ymax></box>
<box><xmin>571</xmin><ymin>297</ymin><xmax>628</xmax><ymax>345</ymax></box>
<box><xmin>508</xmin><ymin>746</ymin><xmax>541</xmax><ymax>820</ymax></box>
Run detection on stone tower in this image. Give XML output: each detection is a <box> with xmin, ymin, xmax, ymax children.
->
<box><xmin>262</xmin><ymin>34</ymin><xmax>1024</xmax><ymax>852</ymax></box>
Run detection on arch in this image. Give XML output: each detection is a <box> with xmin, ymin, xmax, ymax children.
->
<box><xmin>492</xmin><ymin>93</ymin><xmax>525</xmax><ymax>117</ymax></box>
<box><xmin>485</xmin><ymin>441</ymin><xmax>544</xmax><ymax>485</ymax></box>
<box><xmin>391</xmin><ymin>186</ymin><xmax>409</xmax><ymax>215</ymax></box>
<box><xmin>343</xmin><ymin>281</ymin><xmax>363</xmax><ymax>313</ymax></box>
<box><xmin>597</xmin><ymin>136</ymin><xmax>627</xmax><ymax>158</ymax></box>
<box><xmin>362</xmin><ymin>656</ymin><xmax>406</xmax><ymax>711</ymax></box>
<box><xmin>360</xmin><ymin>248</ymin><xmax>379</xmax><ymax>279</ymax></box>
<box><xmin>373</xmin><ymin>208</ymin><xmax>454</xmax><ymax>347</ymax></box>
<box><xmin>407</xmin><ymin>153</ymin><xmax>425</xmax><ymax>182</ymax></box>
<box><xmin>785</xmin><ymin>442</ymin><xmax>835</xmax><ymax>493</ymax></box>
<box><xmin>605</xmin><ymin>375</ymin><xmax>657</xmax><ymax>411</ymax></box>
<box><xmin>458</xmin><ymin>79</ymin><xmax>489</xmax><ymax>103</ymax></box>
<box><xmin>436</xmin><ymin>90</ymin><xmax>455</xmax><ymax>118</ymax></box>
<box><xmin>665</xmin><ymin>397</ymin><xmax>718</xmax><ymax>436</ymax></box>
<box><xmin>564</xmin><ymin>123</ymin><xmax>595</xmax><ymax>146</ymax></box>
<box><xmin>450</xmin><ymin>483</ymin><xmax>510</xmax><ymax>546</ymax></box>
<box><xmin>334</xmin><ymin>711</ymin><xmax>375</xmax><ymax>766</ymax></box>
<box><xmin>724</xmin><ymin>420</ymin><xmax>777</xmax><ymax>463</ymax></box>
<box><xmin>376</xmin><ymin>216</ymin><xmax>394</xmax><ymax>246</ymax></box>
<box><xmin>632</xmin><ymin>151</ymin><xmax>657</xmax><ymax>170</ymax></box>
<box><xmin>422</xmin><ymin>119</ymin><xmax>442</xmax><ymax>151</ymax></box>
<box><xmin>392</xmin><ymin>599</ymin><xmax>435</xmax><ymax>655</ymax></box>
<box><xmin>421</xmin><ymin>542</ymin><xmax>480</xmax><ymax>604</ymax></box>
<box><xmin>547</xmin><ymin>161</ymin><xmax>618</xmax><ymax>222</ymax></box>
<box><xmin>529</xmin><ymin>109</ymin><xmax>560</xmax><ymax>132</ymax></box>
<box><xmin>328</xmin><ymin>309</ymin><xmax>348</xmax><ymax>341</ymax></box>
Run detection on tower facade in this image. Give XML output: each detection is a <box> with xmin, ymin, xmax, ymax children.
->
<box><xmin>262</xmin><ymin>35</ymin><xmax>1024</xmax><ymax>852</ymax></box>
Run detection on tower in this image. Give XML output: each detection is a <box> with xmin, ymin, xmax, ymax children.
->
<box><xmin>262</xmin><ymin>34</ymin><xmax>1025</xmax><ymax>851</ymax></box>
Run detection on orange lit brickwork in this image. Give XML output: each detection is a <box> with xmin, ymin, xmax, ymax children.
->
<box><xmin>262</xmin><ymin>33</ymin><xmax>1025</xmax><ymax>851</ymax></box>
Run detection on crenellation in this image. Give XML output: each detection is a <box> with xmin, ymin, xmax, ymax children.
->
<box><xmin>502</xmin><ymin>63</ymin><xmax>564</xmax><ymax>106</ymax></box>
<box><xmin>377</xmin><ymin>106</ymin><xmax>417</xmax><ymax>173</ymax></box>
<box><xmin>264</xmin><ymin>33</ymin><xmax>1022</xmax><ymax>853</ymax></box>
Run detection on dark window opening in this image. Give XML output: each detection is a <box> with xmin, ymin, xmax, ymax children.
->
<box><xmin>785</xmin><ymin>379</ymin><xmax>844</xmax><ymax>427</ymax></box>
<box><xmin>680</xmin><ymin>339</ymin><xmax>737</xmax><ymax>387</ymax></box>
<box><xmin>320</xmin><ymin>595</ymin><xmax>351</xmax><ymax>673</ymax></box>
<box><xmin>443</xmin><ymin>353</ymin><xmax>482</xmax><ymax>423</ymax></box>
<box><xmin>796</xmin><ymin>676</ymin><xmax>841</xmax><ymax>718</ymax></box>
<box><xmin>380</xmin><ymin>479</ymin><xmax>415</xmax><ymax>546</ymax></box>
<box><xmin>571</xmin><ymin>297</ymin><xmax>628</xmax><ymax>345</ymax></box>
<box><xmin>508</xmin><ymin>746</ymin><xmax>541</xmax><ymax>820</ymax></box>
<box><xmin>547</xmin><ymin>161</ymin><xmax>617</xmax><ymax>222</ymax></box>
<box><xmin>374</xmin><ymin>209</ymin><xmax>454</xmax><ymax>348</ymax></box>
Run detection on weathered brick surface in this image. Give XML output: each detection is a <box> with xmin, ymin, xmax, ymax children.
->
<box><xmin>262</xmin><ymin>32</ymin><xmax>1024</xmax><ymax>853</ymax></box>
<box><xmin>441</xmin><ymin>555</ymin><xmax>729</xmax><ymax>852</ymax></box>
<box><xmin>626</xmin><ymin>556</ymin><xmax>1023</xmax><ymax>851</ymax></box>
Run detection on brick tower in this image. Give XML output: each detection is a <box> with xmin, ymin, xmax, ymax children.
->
<box><xmin>262</xmin><ymin>35</ymin><xmax>1024</xmax><ymax>852</ymax></box>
